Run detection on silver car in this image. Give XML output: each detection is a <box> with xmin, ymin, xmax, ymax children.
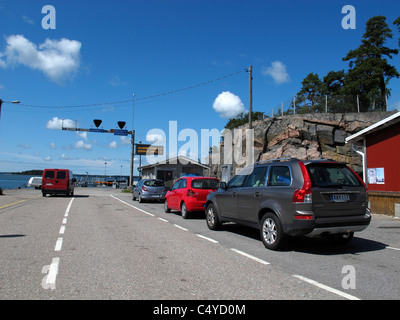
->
<box><xmin>205</xmin><ymin>158</ymin><xmax>371</xmax><ymax>250</ymax></box>
<box><xmin>132</xmin><ymin>179</ymin><xmax>167</xmax><ymax>203</ymax></box>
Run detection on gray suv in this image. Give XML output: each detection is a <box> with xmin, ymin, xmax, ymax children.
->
<box><xmin>205</xmin><ymin>158</ymin><xmax>371</xmax><ymax>250</ymax></box>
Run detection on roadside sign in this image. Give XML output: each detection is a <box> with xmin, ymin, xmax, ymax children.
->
<box><xmin>135</xmin><ymin>144</ymin><xmax>164</xmax><ymax>155</ymax></box>
<box><xmin>89</xmin><ymin>128</ymin><xmax>106</xmax><ymax>133</ymax></box>
<box><xmin>113</xmin><ymin>129</ymin><xmax>129</xmax><ymax>136</ymax></box>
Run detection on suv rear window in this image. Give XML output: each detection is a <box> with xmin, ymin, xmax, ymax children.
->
<box><xmin>144</xmin><ymin>180</ymin><xmax>165</xmax><ymax>187</ymax></box>
<box><xmin>44</xmin><ymin>170</ymin><xmax>54</xmax><ymax>179</ymax></box>
<box><xmin>191</xmin><ymin>179</ymin><xmax>219</xmax><ymax>189</ymax></box>
<box><xmin>306</xmin><ymin>163</ymin><xmax>362</xmax><ymax>188</ymax></box>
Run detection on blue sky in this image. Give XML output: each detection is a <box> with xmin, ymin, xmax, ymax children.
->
<box><xmin>0</xmin><ymin>0</ymin><xmax>399</xmax><ymax>176</ymax></box>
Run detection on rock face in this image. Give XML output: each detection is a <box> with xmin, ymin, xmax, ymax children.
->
<box><xmin>210</xmin><ymin>111</ymin><xmax>395</xmax><ymax>180</ymax></box>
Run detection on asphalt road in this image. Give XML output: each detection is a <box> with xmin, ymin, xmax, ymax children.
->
<box><xmin>0</xmin><ymin>187</ymin><xmax>399</xmax><ymax>300</ymax></box>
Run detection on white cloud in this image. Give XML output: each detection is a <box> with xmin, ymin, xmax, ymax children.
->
<box><xmin>74</xmin><ymin>140</ymin><xmax>92</xmax><ymax>150</ymax></box>
<box><xmin>0</xmin><ymin>35</ymin><xmax>81</xmax><ymax>84</ymax></box>
<box><xmin>108</xmin><ymin>141</ymin><xmax>118</xmax><ymax>148</ymax></box>
<box><xmin>50</xmin><ymin>142</ymin><xmax>57</xmax><ymax>149</ymax></box>
<box><xmin>76</xmin><ymin>131</ymin><xmax>88</xmax><ymax>141</ymax></box>
<box><xmin>120</xmin><ymin>136</ymin><xmax>131</xmax><ymax>145</ymax></box>
<box><xmin>212</xmin><ymin>91</ymin><xmax>246</xmax><ymax>119</ymax></box>
<box><xmin>262</xmin><ymin>61</ymin><xmax>290</xmax><ymax>84</ymax></box>
<box><xmin>44</xmin><ymin>156</ymin><xmax>52</xmax><ymax>161</ymax></box>
<box><xmin>46</xmin><ymin>117</ymin><xmax>74</xmax><ymax>130</ymax></box>
<box><xmin>22</xmin><ymin>15</ymin><xmax>34</xmax><ymax>25</ymax></box>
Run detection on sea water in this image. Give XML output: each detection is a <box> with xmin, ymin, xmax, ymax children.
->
<box><xmin>0</xmin><ymin>173</ymin><xmax>33</xmax><ymax>190</ymax></box>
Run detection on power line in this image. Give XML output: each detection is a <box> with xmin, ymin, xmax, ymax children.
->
<box><xmin>9</xmin><ymin>68</ymin><xmax>248</xmax><ymax>109</ymax></box>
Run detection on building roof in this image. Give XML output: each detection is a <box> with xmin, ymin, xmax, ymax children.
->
<box><xmin>138</xmin><ymin>155</ymin><xmax>210</xmax><ymax>170</ymax></box>
<box><xmin>345</xmin><ymin>111</ymin><xmax>400</xmax><ymax>143</ymax></box>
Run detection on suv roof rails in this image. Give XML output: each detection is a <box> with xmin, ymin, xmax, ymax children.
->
<box><xmin>254</xmin><ymin>157</ymin><xmax>299</xmax><ymax>165</ymax></box>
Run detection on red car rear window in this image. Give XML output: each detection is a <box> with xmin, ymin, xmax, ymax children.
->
<box><xmin>191</xmin><ymin>179</ymin><xmax>219</xmax><ymax>189</ymax></box>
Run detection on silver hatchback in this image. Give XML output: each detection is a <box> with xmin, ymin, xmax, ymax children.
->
<box><xmin>132</xmin><ymin>179</ymin><xmax>167</xmax><ymax>203</ymax></box>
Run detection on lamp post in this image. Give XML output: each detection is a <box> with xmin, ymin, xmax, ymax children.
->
<box><xmin>104</xmin><ymin>162</ymin><xmax>107</xmax><ymax>185</ymax></box>
<box><xmin>0</xmin><ymin>99</ymin><xmax>20</xmax><ymax>120</ymax></box>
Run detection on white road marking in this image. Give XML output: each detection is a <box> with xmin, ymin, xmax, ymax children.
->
<box><xmin>196</xmin><ymin>234</ymin><xmax>219</xmax><ymax>244</ymax></box>
<box><xmin>110</xmin><ymin>195</ymin><xmax>155</xmax><ymax>216</ymax></box>
<box><xmin>45</xmin><ymin>257</ymin><xmax>60</xmax><ymax>289</ymax></box>
<box><xmin>65</xmin><ymin>197</ymin><xmax>74</xmax><ymax>217</ymax></box>
<box><xmin>230</xmin><ymin>248</ymin><xmax>270</xmax><ymax>265</ymax></box>
<box><xmin>158</xmin><ymin>218</ymin><xmax>169</xmax><ymax>223</ymax></box>
<box><xmin>54</xmin><ymin>237</ymin><xmax>63</xmax><ymax>251</ymax></box>
<box><xmin>293</xmin><ymin>274</ymin><xmax>360</xmax><ymax>300</ymax></box>
<box><xmin>173</xmin><ymin>224</ymin><xmax>188</xmax><ymax>231</ymax></box>
<box><xmin>59</xmin><ymin>225</ymin><xmax>65</xmax><ymax>234</ymax></box>
<box><xmin>387</xmin><ymin>246</ymin><xmax>400</xmax><ymax>251</ymax></box>
<box><xmin>62</xmin><ymin>218</ymin><xmax>67</xmax><ymax>224</ymax></box>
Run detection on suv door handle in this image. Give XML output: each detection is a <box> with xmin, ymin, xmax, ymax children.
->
<box><xmin>232</xmin><ymin>192</ymin><xmax>237</xmax><ymax>197</ymax></box>
<box><xmin>254</xmin><ymin>191</ymin><xmax>260</xmax><ymax>197</ymax></box>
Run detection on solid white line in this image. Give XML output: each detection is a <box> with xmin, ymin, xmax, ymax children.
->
<box><xmin>293</xmin><ymin>275</ymin><xmax>360</xmax><ymax>300</ymax></box>
<box><xmin>387</xmin><ymin>246</ymin><xmax>400</xmax><ymax>251</ymax></box>
<box><xmin>110</xmin><ymin>195</ymin><xmax>155</xmax><ymax>216</ymax></box>
<box><xmin>59</xmin><ymin>225</ymin><xmax>65</xmax><ymax>234</ymax></box>
<box><xmin>65</xmin><ymin>197</ymin><xmax>74</xmax><ymax>217</ymax></box>
<box><xmin>46</xmin><ymin>257</ymin><xmax>60</xmax><ymax>286</ymax></box>
<box><xmin>158</xmin><ymin>218</ymin><xmax>169</xmax><ymax>223</ymax></box>
<box><xmin>173</xmin><ymin>224</ymin><xmax>188</xmax><ymax>231</ymax></box>
<box><xmin>230</xmin><ymin>248</ymin><xmax>270</xmax><ymax>265</ymax></box>
<box><xmin>54</xmin><ymin>237</ymin><xmax>63</xmax><ymax>251</ymax></box>
<box><xmin>196</xmin><ymin>234</ymin><xmax>219</xmax><ymax>244</ymax></box>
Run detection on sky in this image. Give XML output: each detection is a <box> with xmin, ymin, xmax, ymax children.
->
<box><xmin>0</xmin><ymin>0</ymin><xmax>399</xmax><ymax>176</ymax></box>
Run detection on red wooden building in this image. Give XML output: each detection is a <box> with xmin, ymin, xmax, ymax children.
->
<box><xmin>346</xmin><ymin>111</ymin><xmax>400</xmax><ymax>216</ymax></box>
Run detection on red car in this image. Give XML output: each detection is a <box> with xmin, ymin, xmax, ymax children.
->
<box><xmin>164</xmin><ymin>176</ymin><xmax>220</xmax><ymax>219</ymax></box>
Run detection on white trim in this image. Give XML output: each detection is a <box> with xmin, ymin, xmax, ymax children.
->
<box><xmin>345</xmin><ymin>111</ymin><xmax>400</xmax><ymax>143</ymax></box>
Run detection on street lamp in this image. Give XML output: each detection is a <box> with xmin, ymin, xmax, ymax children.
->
<box><xmin>104</xmin><ymin>162</ymin><xmax>107</xmax><ymax>185</ymax></box>
<box><xmin>0</xmin><ymin>99</ymin><xmax>20</xmax><ymax>120</ymax></box>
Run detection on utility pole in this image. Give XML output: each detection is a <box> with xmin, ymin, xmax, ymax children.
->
<box><xmin>130</xmin><ymin>94</ymin><xmax>135</xmax><ymax>188</ymax></box>
<box><xmin>248</xmin><ymin>66</ymin><xmax>253</xmax><ymax>129</ymax></box>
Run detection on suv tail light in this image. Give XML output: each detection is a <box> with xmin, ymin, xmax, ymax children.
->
<box><xmin>293</xmin><ymin>161</ymin><xmax>312</xmax><ymax>203</ymax></box>
<box><xmin>187</xmin><ymin>189</ymin><xmax>195</xmax><ymax>197</ymax></box>
<box><xmin>142</xmin><ymin>186</ymin><xmax>148</xmax><ymax>192</ymax></box>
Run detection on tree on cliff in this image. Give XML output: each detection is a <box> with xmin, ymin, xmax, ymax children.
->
<box><xmin>296</xmin><ymin>15</ymin><xmax>399</xmax><ymax>113</ymax></box>
<box><xmin>342</xmin><ymin>15</ymin><xmax>399</xmax><ymax>111</ymax></box>
<box><xmin>224</xmin><ymin>111</ymin><xmax>266</xmax><ymax>130</ymax></box>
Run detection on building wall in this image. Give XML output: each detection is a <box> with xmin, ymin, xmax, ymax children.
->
<box><xmin>366</xmin><ymin>122</ymin><xmax>400</xmax><ymax>192</ymax></box>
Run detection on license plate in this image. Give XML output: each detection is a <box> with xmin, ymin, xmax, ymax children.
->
<box><xmin>46</xmin><ymin>183</ymin><xmax>53</xmax><ymax>186</ymax></box>
<box><xmin>330</xmin><ymin>194</ymin><xmax>350</xmax><ymax>202</ymax></box>
<box><xmin>151</xmin><ymin>194</ymin><xmax>160</xmax><ymax>197</ymax></box>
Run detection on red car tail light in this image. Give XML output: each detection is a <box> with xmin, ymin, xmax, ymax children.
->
<box><xmin>293</xmin><ymin>161</ymin><xmax>312</xmax><ymax>203</ymax></box>
<box><xmin>142</xmin><ymin>186</ymin><xmax>148</xmax><ymax>192</ymax></box>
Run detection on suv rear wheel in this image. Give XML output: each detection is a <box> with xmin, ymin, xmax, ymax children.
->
<box><xmin>260</xmin><ymin>213</ymin><xmax>287</xmax><ymax>250</ymax></box>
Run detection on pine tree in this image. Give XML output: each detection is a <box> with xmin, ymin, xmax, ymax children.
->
<box><xmin>342</xmin><ymin>16</ymin><xmax>399</xmax><ymax>111</ymax></box>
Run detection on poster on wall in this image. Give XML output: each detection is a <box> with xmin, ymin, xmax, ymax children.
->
<box><xmin>367</xmin><ymin>168</ymin><xmax>385</xmax><ymax>184</ymax></box>
<box><xmin>376</xmin><ymin>168</ymin><xmax>385</xmax><ymax>184</ymax></box>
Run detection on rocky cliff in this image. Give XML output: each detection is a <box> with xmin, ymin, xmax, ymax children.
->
<box><xmin>210</xmin><ymin>111</ymin><xmax>396</xmax><ymax>180</ymax></box>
